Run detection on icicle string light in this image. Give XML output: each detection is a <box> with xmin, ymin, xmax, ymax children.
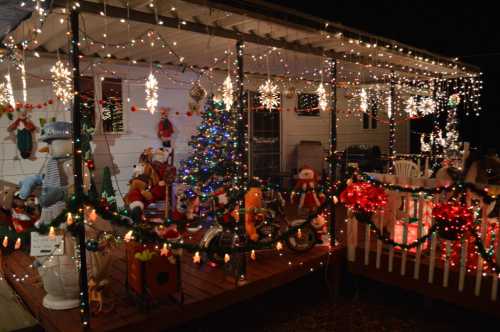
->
<box><xmin>316</xmin><ymin>82</ymin><xmax>328</xmax><ymax>111</ymax></box>
<box><xmin>145</xmin><ymin>72</ymin><xmax>159</xmax><ymax>114</ymax></box>
<box><xmin>50</xmin><ymin>60</ymin><xmax>73</xmax><ymax>105</ymax></box>
<box><xmin>222</xmin><ymin>74</ymin><xmax>233</xmax><ymax>111</ymax></box>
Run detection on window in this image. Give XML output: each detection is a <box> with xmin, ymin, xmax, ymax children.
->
<box><xmin>297</xmin><ymin>93</ymin><xmax>320</xmax><ymax>116</ymax></box>
<box><xmin>101</xmin><ymin>78</ymin><xmax>124</xmax><ymax>133</ymax></box>
<box><xmin>80</xmin><ymin>76</ymin><xmax>96</xmax><ymax>130</ymax></box>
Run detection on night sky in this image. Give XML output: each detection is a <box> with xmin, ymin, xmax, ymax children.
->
<box><xmin>267</xmin><ymin>1</ymin><xmax>499</xmax><ymax>152</ymax></box>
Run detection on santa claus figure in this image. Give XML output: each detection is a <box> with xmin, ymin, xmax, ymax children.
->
<box><xmin>292</xmin><ymin>166</ymin><xmax>325</xmax><ymax>212</ymax></box>
<box><xmin>157</xmin><ymin>107</ymin><xmax>174</xmax><ymax>148</ymax></box>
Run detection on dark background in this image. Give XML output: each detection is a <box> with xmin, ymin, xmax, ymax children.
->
<box><xmin>267</xmin><ymin>0</ymin><xmax>499</xmax><ymax>152</ymax></box>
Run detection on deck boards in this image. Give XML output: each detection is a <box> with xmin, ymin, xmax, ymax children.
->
<box><xmin>2</xmin><ymin>243</ymin><xmax>343</xmax><ymax>332</ymax></box>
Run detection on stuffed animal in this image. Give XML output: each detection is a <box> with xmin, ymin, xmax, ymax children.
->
<box><xmin>7</xmin><ymin>111</ymin><xmax>37</xmax><ymax>159</ymax></box>
<box><xmin>124</xmin><ymin>174</ymin><xmax>154</xmax><ymax>223</ymax></box>
<box><xmin>158</xmin><ymin>107</ymin><xmax>174</xmax><ymax>148</ymax></box>
<box><xmin>244</xmin><ymin>185</ymin><xmax>263</xmax><ymax>242</ymax></box>
<box><xmin>292</xmin><ymin>166</ymin><xmax>325</xmax><ymax>212</ymax></box>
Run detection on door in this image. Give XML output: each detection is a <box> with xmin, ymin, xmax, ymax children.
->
<box><xmin>248</xmin><ymin>91</ymin><xmax>281</xmax><ymax>179</ymax></box>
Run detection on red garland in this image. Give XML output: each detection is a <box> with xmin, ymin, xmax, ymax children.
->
<box><xmin>432</xmin><ymin>202</ymin><xmax>473</xmax><ymax>241</ymax></box>
<box><xmin>340</xmin><ymin>182</ymin><xmax>388</xmax><ymax>214</ymax></box>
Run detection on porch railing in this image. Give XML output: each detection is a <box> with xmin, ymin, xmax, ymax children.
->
<box><xmin>346</xmin><ymin>173</ymin><xmax>500</xmax><ymax>302</ymax></box>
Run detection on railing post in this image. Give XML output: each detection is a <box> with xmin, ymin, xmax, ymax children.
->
<box><xmin>329</xmin><ymin>58</ymin><xmax>337</xmax><ymax>247</ymax></box>
<box><xmin>70</xmin><ymin>9</ymin><xmax>90</xmax><ymax>330</ymax></box>
<box><xmin>388</xmin><ymin>72</ymin><xmax>396</xmax><ymax>174</ymax></box>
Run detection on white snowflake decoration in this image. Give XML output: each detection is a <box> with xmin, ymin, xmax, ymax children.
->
<box><xmin>359</xmin><ymin>88</ymin><xmax>368</xmax><ymax>113</ymax></box>
<box><xmin>405</xmin><ymin>96</ymin><xmax>418</xmax><ymax>117</ymax></box>
<box><xmin>145</xmin><ymin>72</ymin><xmax>159</xmax><ymax>114</ymax></box>
<box><xmin>258</xmin><ymin>79</ymin><xmax>280</xmax><ymax>110</ymax></box>
<box><xmin>50</xmin><ymin>60</ymin><xmax>73</xmax><ymax>105</ymax></box>
<box><xmin>419</xmin><ymin>97</ymin><xmax>436</xmax><ymax>116</ymax></box>
<box><xmin>222</xmin><ymin>74</ymin><xmax>233</xmax><ymax>111</ymax></box>
<box><xmin>316</xmin><ymin>82</ymin><xmax>328</xmax><ymax>111</ymax></box>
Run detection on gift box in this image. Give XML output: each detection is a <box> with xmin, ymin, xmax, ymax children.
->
<box><xmin>126</xmin><ymin>242</ymin><xmax>181</xmax><ymax>301</ymax></box>
<box><xmin>393</xmin><ymin>220</ymin><xmax>429</xmax><ymax>253</ymax></box>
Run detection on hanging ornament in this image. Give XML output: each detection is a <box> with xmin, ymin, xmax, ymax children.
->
<box><xmin>448</xmin><ymin>93</ymin><xmax>461</xmax><ymax>108</ymax></box>
<box><xmin>145</xmin><ymin>72</ymin><xmax>159</xmax><ymax>114</ymax></box>
<box><xmin>50</xmin><ymin>60</ymin><xmax>73</xmax><ymax>105</ymax></box>
<box><xmin>359</xmin><ymin>88</ymin><xmax>368</xmax><ymax>112</ymax></box>
<box><xmin>419</xmin><ymin>97</ymin><xmax>436</xmax><ymax>116</ymax></box>
<box><xmin>316</xmin><ymin>82</ymin><xmax>328</xmax><ymax>111</ymax></box>
<box><xmin>258</xmin><ymin>79</ymin><xmax>280</xmax><ymax>110</ymax></box>
<box><xmin>284</xmin><ymin>85</ymin><xmax>296</xmax><ymax>99</ymax></box>
<box><xmin>221</xmin><ymin>74</ymin><xmax>234</xmax><ymax>111</ymax></box>
<box><xmin>405</xmin><ymin>96</ymin><xmax>418</xmax><ymax>117</ymax></box>
<box><xmin>189</xmin><ymin>81</ymin><xmax>206</xmax><ymax>104</ymax></box>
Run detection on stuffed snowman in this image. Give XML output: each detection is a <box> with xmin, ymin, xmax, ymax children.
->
<box><xmin>35</xmin><ymin>121</ymin><xmax>91</xmax><ymax>310</ymax></box>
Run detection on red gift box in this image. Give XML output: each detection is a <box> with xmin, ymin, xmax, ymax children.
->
<box><xmin>393</xmin><ymin>221</ymin><xmax>429</xmax><ymax>253</ymax></box>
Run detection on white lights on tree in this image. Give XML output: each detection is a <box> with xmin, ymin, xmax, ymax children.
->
<box><xmin>316</xmin><ymin>82</ymin><xmax>328</xmax><ymax>111</ymax></box>
<box><xmin>359</xmin><ymin>88</ymin><xmax>368</xmax><ymax>112</ymax></box>
<box><xmin>145</xmin><ymin>72</ymin><xmax>159</xmax><ymax>114</ymax></box>
<box><xmin>50</xmin><ymin>60</ymin><xmax>73</xmax><ymax>105</ymax></box>
<box><xmin>222</xmin><ymin>74</ymin><xmax>234</xmax><ymax>111</ymax></box>
<box><xmin>258</xmin><ymin>79</ymin><xmax>280</xmax><ymax>110</ymax></box>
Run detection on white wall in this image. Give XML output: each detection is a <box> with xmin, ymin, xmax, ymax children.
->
<box><xmin>0</xmin><ymin>57</ymin><xmax>409</xmax><ymax>205</ymax></box>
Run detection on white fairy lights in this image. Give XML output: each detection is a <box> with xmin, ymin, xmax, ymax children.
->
<box><xmin>258</xmin><ymin>79</ymin><xmax>280</xmax><ymax>110</ymax></box>
<box><xmin>359</xmin><ymin>88</ymin><xmax>368</xmax><ymax>112</ymax></box>
<box><xmin>222</xmin><ymin>74</ymin><xmax>234</xmax><ymax>111</ymax></box>
<box><xmin>50</xmin><ymin>60</ymin><xmax>73</xmax><ymax>105</ymax></box>
<box><xmin>145</xmin><ymin>72</ymin><xmax>159</xmax><ymax>114</ymax></box>
<box><xmin>316</xmin><ymin>82</ymin><xmax>328</xmax><ymax>111</ymax></box>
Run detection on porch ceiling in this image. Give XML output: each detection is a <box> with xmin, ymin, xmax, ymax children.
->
<box><xmin>2</xmin><ymin>0</ymin><xmax>479</xmax><ymax>80</ymax></box>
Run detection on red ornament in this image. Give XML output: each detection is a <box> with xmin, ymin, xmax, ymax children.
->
<box><xmin>186</xmin><ymin>111</ymin><xmax>192</xmax><ymax>117</ymax></box>
<box><xmin>36</xmin><ymin>104</ymin><xmax>43</xmax><ymax>109</ymax></box>
<box><xmin>98</xmin><ymin>99</ymin><xmax>104</xmax><ymax>105</ymax></box>
<box><xmin>131</xmin><ymin>105</ymin><xmax>138</xmax><ymax>112</ymax></box>
<box><xmin>175</xmin><ymin>111</ymin><xmax>180</xmax><ymax>115</ymax></box>
<box><xmin>48</xmin><ymin>99</ymin><xmax>53</xmax><ymax>105</ymax></box>
<box><xmin>432</xmin><ymin>202</ymin><xmax>473</xmax><ymax>241</ymax></box>
<box><xmin>340</xmin><ymin>181</ymin><xmax>388</xmax><ymax>214</ymax></box>
<box><xmin>86</xmin><ymin>159</ymin><xmax>95</xmax><ymax>170</ymax></box>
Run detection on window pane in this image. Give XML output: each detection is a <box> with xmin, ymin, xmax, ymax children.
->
<box><xmin>80</xmin><ymin>76</ymin><xmax>95</xmax><ymax>130</ymax></box>
<box><xmin>297</xmin><ymin>93</ymin><xmax>319</xmax><ymax>116</ymax></box>
<box><xmin>101</xmin><ymin>78</ymin><xmax>123</xmax><ymax>133</ymax></box>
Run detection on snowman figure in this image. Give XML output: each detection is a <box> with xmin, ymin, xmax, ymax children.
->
<box><xmin>35</xmin><ymin>121</ymin><xmax>89</xmax><ymax>310</ymax></box>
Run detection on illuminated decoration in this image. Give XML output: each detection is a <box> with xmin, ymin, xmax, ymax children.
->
<box><xmin>50</xmin><ymin>60</ymin><xmax>73</xmax><ymax>104</ymax></box>
<box><xmin>189</xmin><ymin>81</ymin><xmax>206</xmax><ymax>103</ymax></box>
<box><xmin>340</xmin><ymin>182</ymin><xmax>388</xmax><ymax>214</ymax></box>
<box><xmin>2</xmin><ymin>236</ymin><xmax>7</xmax><ymax>248</ymax></box>
<box><xmin>160</xmin><ymin>243</ymin><xmax>169</xmax><ymax>257</ymax></box>
<box><xmin>258</xmin><ymin>79</ymin><xmax>280</xmax><ymax>110</ymax></box>
<box><xmin>250</xmin><ymin>249</ymin><xmax>256</xmax><ymax>260</ymax></box>
<box><xmin>359</xmin><ymin>88</ymin><xmax>368</xmax><ymax>113</ymax></box>
<box><xmin>20</xmin><ymin>61</ymin><xmax>27</xmax><ymax>103</ymax></box>
<box><xmin>66</xmin><ymin>212</ymin><xmax>74</xmax><ymax>225</ymax></box>
<box><xmin>448</xmin><ymin>93</ymin><xmax>461</xmax><ymax>108</ymax></box>
<box><xmin>4</xmin><ymin>73</ymin><xmax>15</xmax><ymax>107</ymax></box>
<box><xmin>432</xmin><ymin>202</ymin><xmax>473</xmax><ymax>241</ymax></box>
<box><xmin>145</xmin><ymin>72</ymin><xmax>159</xmax><ymax>114</ymax></box>
<box><xmin>224</xmin><ymin>253</ymin><xmax>230</xmax><ymax>263</ymax></box>
<box><xmin>419</xmin><ymin>97</ymin><xmax>436</xmax><ymax>115</ymax></box>
<box><xmin>386</xmin><ymin>95</ymin><xmax>392</xmax><ymax>118</ymax></box>
<box><xmin>178</xmin><ymin>96</ymin><xmax>239</xmax><ymax>201</ymax></box>
<box><xmin>0</xmin><ymin>82</ymin><xmax>11</xmax><ymax>106</ymax></box>
<box><xmin>405</xmin><ymin>96</ymin><xmax>418</xmax><ymax>117</ymax></box>
<box><xmin>222</xmin><ymin>74</ymin><xmax>234</xmax><ymax>111</ymax></box>
<box><xmin>193</xmin><ymin>251</ymin><xmax>201</xmax><ymax>264</ymax></box>
<box><xmin>48</xmin><ymin>226</ymin><xmax>56</xmax><ymax>240</ymax></box>
<box><xmin>276</xmin><ymin>241</ymin><xmax>283</xmax><ymax>251</ymax></box>
<box><xmin>15</xmin><ymin>237</ymin><xmax>21</xmax><ymax>250</ymax></box>
<box><xmin>420</xmin><ymin>133</ymin><xmax>432</xmax><ymax>153</ymax></box>
<box><xmin>316</xmin><ymin>82</ymin><xmax>328</xmax><ymax>111</ymax></box>
<box><xmin>444</xmin><ymin>108</ymin><xmax>461</xmax><ymax>160</ymax></box>
<box><xmin>124</xmin><ymin>230</ymin><xmax>134</xmax><ymax>242</ymax></box>
<box><xmin>394</xmin><ymin>221</ymin><xmax>429</xmax><ymax>253</ymax></box>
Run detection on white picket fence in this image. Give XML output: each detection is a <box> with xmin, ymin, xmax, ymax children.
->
<box><xmin>346</xmin><ymin>173</ymin><xmax>500</xmax><ymax>301</ymax></box>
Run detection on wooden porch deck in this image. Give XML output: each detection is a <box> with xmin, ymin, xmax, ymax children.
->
<box><xmin>2</xmin><ymin>243</ymin><xmax>344</xmax><ymax>332</ymax></box>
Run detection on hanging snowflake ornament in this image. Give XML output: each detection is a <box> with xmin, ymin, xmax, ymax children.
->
<box><xmin>222</xmin><ymin>74</ymin><xmax>233</xmax><ymax>111</ymax></box>
<box><xmin>405</xmin><ymin>96</ymin><xmax>418</xmax><ymax>117</ymax></box>
<box><xmin>50</xmin><ymin>60</ymin><xmax>73</xmax><ymax>105</ymax></box>
<box><xmin>316</xmin><ymin>82</ymin><xmax>328</xmax><ymax>111</ymax></box>
<box><xmin>258</xmin><ymin>79</ymin><xmax>280</xmax><ymax>110</ymax></box>
<box><xmin>419</xmin><ymin>97</ymin><xmax>436</xmax><ymax>116</ymax></box>
<box><xmin>145</xmin><ymin>72</ymin><xmax>159</xmax><ymax>114</ymax></box>
<box><xmin>359</xmin><ymin>88</ymin><xmax>368</xmax><ymax>112</ymax></box>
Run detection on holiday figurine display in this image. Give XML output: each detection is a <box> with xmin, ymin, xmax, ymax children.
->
<box><xmin>7</xmin><ymin>111</ymin><xmax>37</xmax><ymax>159</ymax></box>
<box><xmin>124</xmin><ymin>174</ymin><xmax>154</xmax><ymax>223</ymax></box>
<box><xmin>157</xmin><ymin>107</ymin><xmax>174</xmax><ymax>148</ymax></box>
<box><xmin>292</xmin><ymin>166</ymin><xmax>325</xmax><ymax>212</ymax></box>
<box><xmin>244</xmin><ymin>184</ymin><xmax>263</xmax><ymax>242</ymax></box>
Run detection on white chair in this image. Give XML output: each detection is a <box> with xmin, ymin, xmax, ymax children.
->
<box><xmin>393</xmin><ymin>160</ymin><xmax>420</xmax><ymax>178</ymax></box>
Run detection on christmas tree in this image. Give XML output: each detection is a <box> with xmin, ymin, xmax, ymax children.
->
<box><xmin>178</xmin><ymin>96</ymin><xmax>240</xmax><ymax>202</ymax></box>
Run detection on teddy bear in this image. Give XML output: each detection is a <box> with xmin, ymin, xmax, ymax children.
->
<box><xmin>292</xmin><ymin>166</ymin><xmax>325</xmax><ymax>212</ymax></box>
<box><xmin>124</xmin><ymin>174</ymin><xmax>154</xmax><ymax>223</ymax></box>
<box><xmin>157</xmin><ymin>107</ymin><xmax>174</xmax><ymax>148</ymax></box>
<box><xmin>244</xmin><ymin>184</ymin><xmax>263</xmax><ymax>242</ymax></box>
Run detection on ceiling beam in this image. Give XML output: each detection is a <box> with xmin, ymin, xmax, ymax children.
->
<box><xmin>51</xmin><ymin>0</ymin><xmax>463</xmax><ymax>77</ymax></box>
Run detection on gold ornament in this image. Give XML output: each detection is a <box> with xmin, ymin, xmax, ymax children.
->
<box><xmin>258</xmin><ymin>79</ymin><xmax>280</xmax><ymax>110</ymax></box>
<box><xmin>189</xmin><ymin>81</ymin><xmax>206</xmax><ymax>103</ymax></box>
